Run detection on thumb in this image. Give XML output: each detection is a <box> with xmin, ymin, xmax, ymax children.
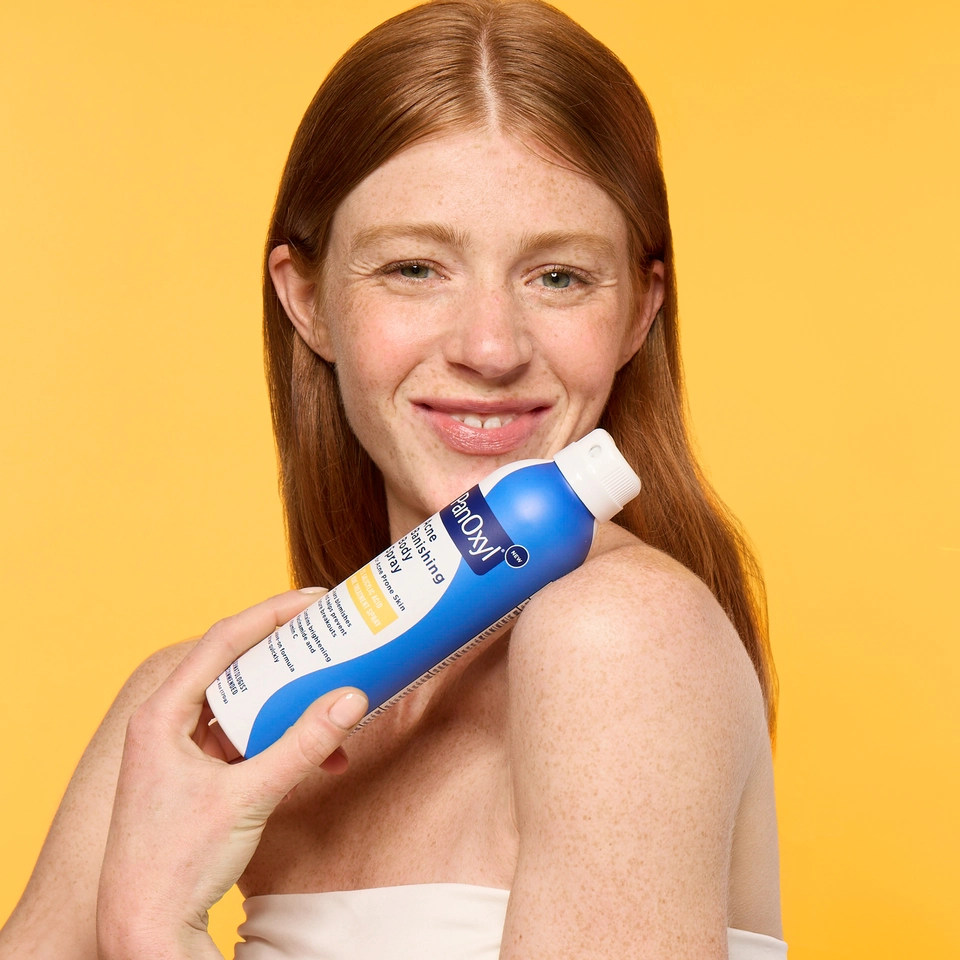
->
<box><xmin>240</xmin><ymin>687</ymin><xmax>368</xmax><ymax>809</ymax></box>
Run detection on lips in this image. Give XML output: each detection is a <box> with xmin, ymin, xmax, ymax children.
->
<box><xmin>413</xmin><ymin>398</ymin><xmax>551</xmax><ymax>455</ymax></box>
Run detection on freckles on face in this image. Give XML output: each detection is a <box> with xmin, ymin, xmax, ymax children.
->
<box><xmin>313</xmin><ymin>129</ymin><xmax>638</xmax><ymax>529</ymax></box>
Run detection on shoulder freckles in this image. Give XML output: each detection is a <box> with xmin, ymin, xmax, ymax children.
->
<box><xmin>49</xmin><ymin>640</ymin><xmax>200</xmax><ymax>804</ymax></box>
<box><xmin>112</xmin><ymin>639</ymin><xmax>197</xmax><ymax>715</ymax></box>
<box><xmin>517</xmin><ymin>539</ymin><xmax>734</xmax><ymax>654</ymax></box>
<box><xmin>509</xmin><ymin>540</ymin><xmax>763</xmax><ymax>728</ymax></box>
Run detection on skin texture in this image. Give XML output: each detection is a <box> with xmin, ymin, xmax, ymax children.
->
<box><xmin>503</xmin><ymin>531</ymin><xmax>776</xmax><ymax>957</ymax></box>
<box><xmin>271</xmin><ymin>130</ymin><xmax>663</xmax><ymax>538</ymax></box>
<box><xmin>0</xmin><ymin>642</ymin><xmax>193</xmax><ymax>960</ymax></box>
<box><xmin>96</xmin><ymin>592</ymin><xmax>367</xmax><ymax>960</ymax></box>
<box><xmin>0</xmin><ymin>593</ymin><xmax>366</xmax><ymax>960</ymax></box>
<box><xmin>0</xmin><ymin>129</ymin><xmax>781</xmax><ymax>958</ymax></box>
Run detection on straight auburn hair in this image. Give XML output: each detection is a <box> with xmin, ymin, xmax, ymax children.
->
<box><xmin>263</xmin><ymin>0</ymin><xmax>777</xmax><ymax>734</ymax></box>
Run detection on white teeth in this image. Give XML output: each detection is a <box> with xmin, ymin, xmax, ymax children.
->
<box><xmin>448</xmin><ymin>412</ymin><xmax>518</xmax><ymax>428</ymax></box>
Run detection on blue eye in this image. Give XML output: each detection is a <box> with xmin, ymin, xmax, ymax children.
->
<box><xmin>398</xmin><ymin>263</ymin><xmax>432</xmax><ymax>279</ymax></box>
<box><xmin>541</xmin><ymin>270</ymin><xmax>572</xmax><ymax>289</ymax></box>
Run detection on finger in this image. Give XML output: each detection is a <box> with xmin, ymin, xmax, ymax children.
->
<box><xmin>318</xmin><ymin>746</ymin><xmax>349</xmax><ymax>775</ymax></box>
<box><xmin>191</xmin><ymin>702</ymin><xmax>224</xmax><ymax>758</ymax></box>
<box><xmin>239</xmin><ymin>687</ymin><xmax>368</xmax><ymax>809</ymax></box>
<box><xmin>155</xmin><ymin>588</ymin><xmax>328</xmax><ymax>724</ymax></box>
<box><xmin>193</xmin><ymin>705</ymin><xmax>243</xmax><ymax>763</ymax></box>
<box><xmin>279</xmin><ymin>747</ymin><xmax>349</xmax><ymax>806</ymax></box>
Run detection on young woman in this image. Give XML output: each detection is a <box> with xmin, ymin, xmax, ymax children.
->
<box><xmin>0</xmin><ymin>2</ymin><xmax>784</xmax><ymax>957</ymax></box>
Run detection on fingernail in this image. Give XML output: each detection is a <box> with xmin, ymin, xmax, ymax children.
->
<box><xmin>299</xmin><ymin>586</ymin><xmax>326</xmax><ymax>594</ymax></box>
<box><xmin>329</xmin><ymin>691</ymin><xmax>368</xmax><ymax>729</ymax></box>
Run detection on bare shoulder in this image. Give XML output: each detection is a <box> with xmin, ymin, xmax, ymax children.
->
<box><xmin>511</xmin><ymin>523</ymin><xmax>765</xmax><ymax>742</ymax></box>
<box><xmin>111</xmin><ymin>640</ymin><xmax>199</xmax><ymax>716</ymax></box>
<box><xmin>72</xmin><ymin>640</ymin><xmax>199</xmax><ymax>770</ymax></box>
<box><xmin>0</xmin><ymin>640</ymin><xmax>196</xmax><ymax>960</ymax></box>
<box><xmin>502</xmin><ymin>525</ymin><xmax>775</xmax><ymax>955</ymax></box>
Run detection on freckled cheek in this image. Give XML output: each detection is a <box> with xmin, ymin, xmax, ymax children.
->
<box><xmin>340</xmin><ymin>289</ymin><xmax>443</xmax><ymax>350</ymax></box>
<box><xmin>567</xmin><ymin>366</ymin><xmax>619</xmax><ymax>414</ymax></box>
<box><xmin>539</xmin><ymin>320</ymin><xmax>627</xmax><ymax>400</ymax></box>
<box><xmin>335</xmin><ymin>355</ymin><xmax>396</xmax><ymax>435</ymax></box>
<box><xmin>331</xmin><ymin>321</ymin><xmax>428</xmax><ymax>444</ymax></box>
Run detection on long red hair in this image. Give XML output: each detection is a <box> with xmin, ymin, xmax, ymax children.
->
<box><xmin>262</xmin><ymin>0</ymin><xmax>777</xmax><ymax>734</ymax></box>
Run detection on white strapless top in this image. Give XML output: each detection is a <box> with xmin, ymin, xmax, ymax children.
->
<box><xmin>234</xmin><ymin>883</ymin><xmax>787</xmax><ymax>959</ymax></box>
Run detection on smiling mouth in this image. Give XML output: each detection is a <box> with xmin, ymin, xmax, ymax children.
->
<box><xmin>413</xmin><ymin>399</ymin><xmax>551</xmax><ymax>453</ymax></box>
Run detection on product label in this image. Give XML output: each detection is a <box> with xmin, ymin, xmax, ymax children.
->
<box><xmin>347</xmin><ymin>564</ymin><xmax>399</xmax><ymax>634</ymax></box>
<box><xmin>206</xmin><ymin>512</ymin><xmax>463</xmax><ymax>755</ymax></box>
<box><xmin>440</xmin><ymin>485</ymin><xmax>515</xmax><ymax>575</ymax></box>
<box><xmin>205</xmin><ymin>460</ymin><xmax>596</xmax><ymax>758</ymax></box>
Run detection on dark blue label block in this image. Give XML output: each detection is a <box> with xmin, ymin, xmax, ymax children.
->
<box><xmin>440</xmin><ymin>485</ymin><xmax>514</xmax><ymax>575</ymax></box>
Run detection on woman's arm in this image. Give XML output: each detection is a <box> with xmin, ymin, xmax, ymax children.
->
<box><xmin>95</xmin><ymin>590</ymin><xmax>367</xmax><ymax>960</ymax></box>
<box><xmin>503</xmin><ymin>543</ymin><xmax>770</xmax><ymax>959</ymax></box>
<box><xmin>0</xmin><ymin>589</ymin><xmax>366</xmax><ymax>960</ymax></box>
<box><xmin>0</xmin><ymin>642</ymin><xmax>195</xmax><ymax>960</ymax></box>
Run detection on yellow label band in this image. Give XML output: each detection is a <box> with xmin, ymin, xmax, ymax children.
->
<box><xmin>346</xmin><ymin>564</ymin><xmax>399</xmax><ymax>634</ymax></box>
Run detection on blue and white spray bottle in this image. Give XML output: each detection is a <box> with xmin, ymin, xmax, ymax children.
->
<box><xmin>207</xmin><ymin>428</ymin><xmax>641</xmax><ymax>757</ymax></box>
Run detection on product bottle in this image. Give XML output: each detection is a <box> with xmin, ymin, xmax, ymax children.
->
<box><xmin>206</xmin><ymin>428</ymin><xmax>641</xmax><ymax>757</ymax></box>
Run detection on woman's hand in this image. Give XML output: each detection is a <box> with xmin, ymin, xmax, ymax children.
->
<box><xmin>96</xmin><ymin>590</ymin><xmax>368</xmax><ymax>960</ymax></box>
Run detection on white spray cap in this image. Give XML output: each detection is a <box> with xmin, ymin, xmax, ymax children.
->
<box><xmin>553</xmin><ymin>428</ymin><xmax>642</xmax><ymax>522</ymax></box>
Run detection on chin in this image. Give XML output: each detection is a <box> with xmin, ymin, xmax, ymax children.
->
<box><xmin>386</xmin><ymin>467</ymin><xmax>492</xmax><ymax>533</ymax></box>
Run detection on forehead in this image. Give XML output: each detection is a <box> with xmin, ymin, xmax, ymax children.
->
<box><xmin>327</xmin><ymin>129</ymin><xmax>629</xmax><ymax>255</ymax></box>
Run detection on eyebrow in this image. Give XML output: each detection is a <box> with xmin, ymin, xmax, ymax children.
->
<box><xmin>349</xmin><ymin>222</ymin><xmax>470</xmax><ymax>254</ymax></box>
<box><xmin>349</xmin><ymin>223</ymin><xmax>620</xmax><ymax>263</ymax></box>
<box><xmin>515</xmin><ymin>230</ymin><xmax>619</xmax><ymax>261</ymax></box>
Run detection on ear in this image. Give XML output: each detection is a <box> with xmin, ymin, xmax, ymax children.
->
<box><xmin>268</xmin><ymin>244</ymin><xmax>336</xmax><ymax>362</ymax></box>
<box><xmin>618</xmin><ymin>260</ymin><xmax>665</xmax><ymax>369</ymax></box>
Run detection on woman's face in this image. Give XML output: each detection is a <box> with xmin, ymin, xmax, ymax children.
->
<box><xmin>272</xmin><ymin>129</ymin><xmax>663</xmax><ymax>537</ymax></box>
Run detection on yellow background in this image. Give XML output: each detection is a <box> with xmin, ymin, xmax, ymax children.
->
<box><xmin>1</xmin><ymin>1</ymin><xmax>957</xmax><ymax>956</ymax></box>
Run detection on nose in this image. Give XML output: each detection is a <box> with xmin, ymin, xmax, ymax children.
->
<box><xmin>443</xmin><ymin>285</ymin><xmax>533</xmax><ymax>380</ymax></box>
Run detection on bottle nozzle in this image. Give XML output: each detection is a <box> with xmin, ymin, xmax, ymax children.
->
<box><xmin>552</xmin><ymin>429</ymin><xmax>641</xmax><ymax>522</ymax></box>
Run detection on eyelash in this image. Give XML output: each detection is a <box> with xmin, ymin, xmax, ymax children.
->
<box><xmin>533</xmin><ymin>265</ymin><xmax>591</xmax><ymax>289</ymax></box>
<box><xmin>381</xmin><ymin>260</ymin><xmax>440</xmax><ymax>280</ymax></box>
